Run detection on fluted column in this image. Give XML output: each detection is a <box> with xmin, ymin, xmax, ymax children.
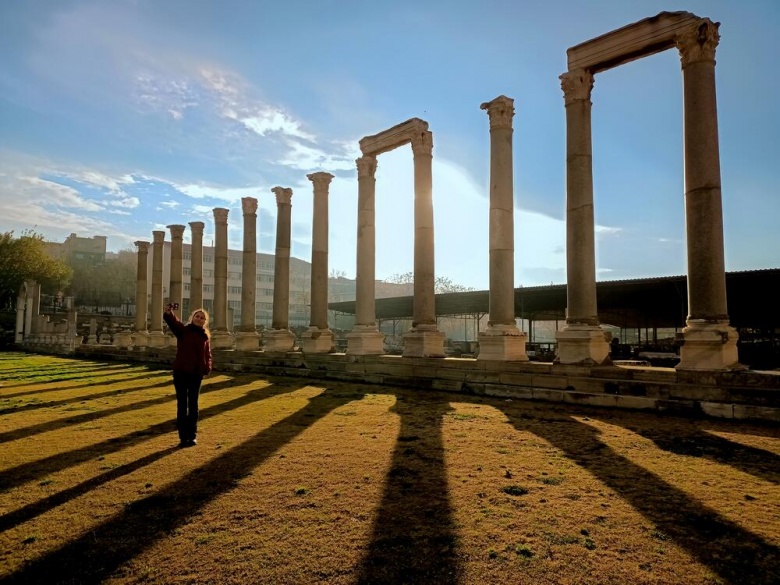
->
<box><xmin>167</xmin><ymin>224</ymin><xmax>185</xmax><ymax>313</ymax></box>
<box><xmin>265</xmin><ymin>187</ymin><xmax>296</xmax><ymax>352</ymax></box>
<box><xmin>478</xmin><ymin>95</ymin><xmax>527</xmax><ymax>361</ymax></box>
<box><xmin>403</xmin><ymin>130</ymin><xmax>445</xmax><ymax>357</ymax></box>
<box><xmin>132</xmin><ymin>240</ymin><xmax>150</xmax><ymax>347</ymax></box>
<box><xmin>675</xmin><ymin>20</ymin><xmax>741</xmax><ymax>370</ymax></box>
<box><xmin>235</xmin><ymin>197</ymin><xmax>260</xmax><ymax>350</ymax></box>
<box><xmin>189</xmin><ymin>221</ymin><xmax>204</xmax><ymax>311</ymax></box>
<box><xmin>211</xmin><ymin>207</ymin><xmax>234</xmax><ymax>349</ymax></box>
<box><xmin>301</xmin><ymin>172</ymin><xmax>335</xmax><ymax>353</ymax></box>
<box><xmin>554</xmin><ymin>69</ymin><xmax>610</xmax><ymax>365</ymax></box>
<box><xmin>147</xmin><ymin>230</ymin><xmax>167</xmax><ymax>347</ymax></box>
<box><xmin>347</xmin><ymin>155</ymin><xmax>384</xmax><ymax>355</ymax></box>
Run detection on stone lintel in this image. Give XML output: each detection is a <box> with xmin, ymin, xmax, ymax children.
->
<box><xmin>567</xmin><ymin>11</ymin><xmax>705</xmax><ymax>73</ymax></box>
<box><xmin>359</xmin><ymin>118</ymin><xmax>429</xmax><ymax>156</ymax></box>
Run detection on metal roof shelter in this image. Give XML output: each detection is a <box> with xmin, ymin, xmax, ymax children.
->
<box><xmin>328</xmin><ymin>269</ymin><xmax>780</xmax><ymax>331</ymax></box>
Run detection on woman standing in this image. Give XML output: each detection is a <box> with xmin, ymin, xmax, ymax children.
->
<box><xmin>163</xmin><ymin>305</ymin><xmax>212</xmax><ymax>447</ymax></box>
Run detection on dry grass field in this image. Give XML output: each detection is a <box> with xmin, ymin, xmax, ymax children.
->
<box><xmin>1</xmin><ymin>352</ymin><xmax>779</xmax><ymax>584</ymax></box>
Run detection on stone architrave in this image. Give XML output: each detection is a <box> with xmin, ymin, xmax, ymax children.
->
<box><xmin>301</xmin><ymin>172</ymin><xmax>336</xmax><ymax>354</ymax></box>
<box><xmin>345</xmin><ymin>156</ymin><xmax>385</xmax><ymax>355</ymax></box>
<box><xmin>235</xmin><ymin>197</ymin><xmax>261</xmax><ymax>351</ymax></box>
<box><xmin>558</xmin><ymin>11</ymin><xmax>740</xmax><ymax>370</ymax></box>
<box><xmin>132</xmin><ymin>241</ymin><xmax>150</xmax><ymax>347</ymax></box>
<box><xmin>167</xmin><ymin>224</ymin><xmax>185</xmax><ymax>315</ymax></box>
<box><xmin>211</xmin><ymin>208</ymin><xmax>235</xmax><ymax>349</ymax></box>
<box><xmin>675</xmin><ymin>20</ymin><xmax>741</xmax><ymax>370</ymax></box>
<box><xmin>147</xmin><ymin>231</ymin><xmax>167</xmax><ymax>347</ymax></box>
<box><xmin>403</xmin><ymin>129</ymin><xmax>445</xmax><ymax>358</ymax></box>
<box><xmin>478</xmin><ymin>95</ymin><xmax>528</xmax><ymax>362</ymax></box>
<box><xmin>189</xmin><ymin>221</ymin><xmax>205</xmax><ymax>311</ymax></box>
<box><xmin>264</xmin><ymin>187</ymin><xmax>296</xmax><ymax>352</ymax></box>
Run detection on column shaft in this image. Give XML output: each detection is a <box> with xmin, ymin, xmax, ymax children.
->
<box><xmin>240</xmin><ymin>198</ymin><xmax>258</xmax><ymax>332</ymax></box>
<box><xmin>150</xmin><ymin>231</ymin><xmax>165</xmax><ymax>332</ymax></box>
<box><xmin>213</xmin><ymin>208</ymin><xmax>229</xmax><ymax>331</ymax></box>
<box><xmin>134</xmin><ymin>241</ymin><xmax>149</xmax><ymax>332</ymax></box>
<box><xmin>412</xmin><ymin>131</ymin><xmax>436</xmax><ymax>326</ymax></box>
<box><xmin>308</xmin><ymin>173</ymin><xmax>334</xmax><ymax>329</ymax></box>
<box><xmin>189</xmin><ymin>221</ymin><xmax>204</xmax><ymax>310</ymax></box>
<box><xmin>271</xmin><ymin>188</ymin><xmax>292</xmax><ymax>329</ymax></box>
<box><xmin>167</xmin><ymin>224</ymin><xmax>185</xmax><ymax>313</ymax></box>
<box><xmin>355</xmin><ymin>156</ymin><xmax>377</xmax><ymax>327</ymax></box>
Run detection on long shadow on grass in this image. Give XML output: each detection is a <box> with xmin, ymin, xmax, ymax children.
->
<box><xmin>0</xmin><ymin>379</ymin><xmax>296</xmax><ymax>490</ymax></box>
<box><xmin>0</xmin><ymin>371</ymin><xmax>170</xmax><ymax>400</ymax></box>
<box><xmin>500</xmin><ymin>409</ymin><xmax>780</xmax><ymax>585</ymax></box>
<box><xmin>0</xmin><ymin>378</ymin><xmax>173</xmax><ymax>418</ymax></box>
<box><xmin>0</xmin><ymin>377</ymin><xmax>195</xmax><ymax>444</ymax></box>
<box><xmin>1</xmin><ymin>365</ymin><xmax>137</xmax><ymax>388</ymax></box>
<box><xmin>2</xmin><ymin>387</ymin><xmax>357</xmax><ymax>584</ymax></box>
<box><xmin>357</xmin><ymin>394</ymin><xmax>461</xmax><ymax>585</ymax></box>
<box><xmin>0</xmin><ymin>446</ymin><xmax>179</xmax><ymax>532</ymax></box>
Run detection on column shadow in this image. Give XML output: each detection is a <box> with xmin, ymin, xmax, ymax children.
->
<box><xmin>0</xmin><ymin>371</ymin><xmax>170</xmax><ymax>400</ymax></box>
<box><xmin>0</xmin><ymin>379</ymin><xmax>297</xmax><ymax>490</ymax></box>
<box><xmin>2</xmin><ymin>364</ymin><xmax>137</xmax><ymax>388</ymax></box>
<box><xmin>497</xmin><ymin>406</ymin><xmax>780</xmax><ymax>584</ymax></box>
<box><xmin>356</xmin><ymin>394</ymin><xmax>462</xmax><ymax>584</ymax></box>
<box><xmin>2</xmin><ymin>388</ymin><xmax>359</xmax><ymax>584</ymax></box>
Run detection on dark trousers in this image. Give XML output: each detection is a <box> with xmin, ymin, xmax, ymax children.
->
<box><xmin>173</xmin><ymin>371</ymin><xmax>203</xmax><ymax>442</ymax></box>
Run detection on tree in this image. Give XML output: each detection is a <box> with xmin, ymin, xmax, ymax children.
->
<box><xmin>0</xmin><ymin>230</ymin><xmax>73</xmax><ymax>310</ymax></box>
<box><xmin>386</xmin><ymin>271</ymin><xmax>474</xmax><ymax>293</ymax></box>
<box><xmin>68</xmin><ymin>248</ymin><xmax>136</xmax><ymax>308</ymax></box>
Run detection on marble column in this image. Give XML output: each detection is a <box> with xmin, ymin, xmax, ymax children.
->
<box><xmin>265</xmin><ymin>187</ymin><xmax>296</xmax><ymax>352</ymax></box>
<box><xmin>347</xmin><ymin>155</ymin><xmax>384</xmax><ymax>355</ymax></box>
<box><xmin>675</xmin><ymin>21</ymin><xmax>741</xmax><ymax>370</ymax></box>
<box><xmin>478</xmin><ymin>95</ymin><xmax>528</xmax><ymax>361</ymax></box>
<box><xmin>189</xmin><ymin>221</ymin><xmax>205</xmax><ymax>311</ymax></box>
<box><xmin>402</xmin><ymin>130</ymin><xmax>445</xmax><ymax>357</ymax></box>
<box><xmin>147</xmin><ymin>230</ymin><xmax>167</xmax><ymax>347</ymax></box>
<box><xmin>301</xmin><ymin>172</ymin><xmax>336</xmax><ymax>353</ymax></box>
<box><xmin>235</xmin><ymin>197</ymin><xmax>260</xmax><ymax>350</ymax></box>
<box><xmin>555</xmin><ymin>69</ymin><xmax>609</xmax><ymax>365</ymax></box>
<box><xmin>15</xmin><ymin>288</ymin><xmax>25</xmax><ymax>343</ymax></box>
<box><xmin>23</xmin><ymin>280</ymin><xmax>35</xmax><ymax>342</ymax></box>
<box><xmin>132</xmin><ymin>240</ymin><xmax>150</xmax><ymax>348</ymax></box>
<box><xmin>211</xmin><ymin>207</ymin><xmax>234</xmax><ymax>349</ymax></box>
<box><xmin>167</xmin><ymin>224</ymin><xmax>185</xmax><ymax>312</ymax></box>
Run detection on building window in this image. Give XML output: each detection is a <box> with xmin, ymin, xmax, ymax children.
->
<box><xmin>229</xmin><ymin>257</ymin><xmax>242</xmax><ymax>265</ymax></box>
<box><xmin>228</xmin><ymin>271</ymin><xmax>242</xmax><ymax>280</ymax></box>
<box><xmin>183</xmin><ymin>251</ymin><xmax>191</xmax><ymax>260</ymax></box>
<box><xmin>204</xmin><ymin>254</ymin><xmax>213</xmax><ymax>263</ymax></box>
<box><xmin>203</xmin><ymin>284</ymin><xmax>214</xmax><ymax>293</ymax></box>
<box><xmin>184</xmin><ymin>283</ymin><xmax>191</xmax><ymax>291</ymax></box>
<box><xmin>261</xmin><ymin>288</ymin><xmax>273</xmax><ymax>297</ymax></box>
<box><xmin>204</xmin><ymin>269</ymin><xmax>214</xmax><ymax>277</ymax></box>
<box><xmin>228</xmin><ymin>286</ymin><xmax>242</xmax><ymax>295</ymax></box>
<box><xmin>183</xmin><ymin>267</ymin><xmax>191</xmax><ymax>276</ymax></box>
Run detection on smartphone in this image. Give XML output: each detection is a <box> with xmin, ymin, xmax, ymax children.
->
<box><xmin>167</xmin><ymin>302</ymin><xmax>179</xmax><ymax>311</ymax></box>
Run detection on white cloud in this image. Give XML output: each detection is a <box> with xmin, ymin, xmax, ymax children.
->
<box><xmin>18</xmin><ymin>177</ymin><xmax>103</xmax><ymax>211</ymax></box>
<box><xmin>276</xmin><ymin>139</ymin><xmax>357</xmax><ymax>171</ymax></box>
<box><xmin>109</xmin><ymin>196</ymin><xmax>140</xmax><ymax>209</ymax></box>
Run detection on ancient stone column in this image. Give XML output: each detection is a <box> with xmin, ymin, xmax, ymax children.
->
<box><xmin>301</xmin><ymin>172</ymin><xmax>336</xmax><ymax>353</ymax></box>
<box><xmin>235</xmin><ymin>197</ymin><xmax>260</xmax><ymax>350</ymax></box>
<box><xmin>402</xmin><ymin>129</ymin><xmax>445</xmax><ymax>358</ymax></box>
<box><xmin>132</xmin><ymin>240</ymin><xmax>150</xmax><ymax>348</ymax></box>
<box><xmin>15</xmin><ymin>288</ymin><xmax>25</xmax><ymax>343</ymax></box>
<box><xmin>555</xmin><ymin>69</ymin><xmax>609</xmax><ymax>365</ymax></box>
<box><xmin>675</xmin><ymin>20</ymin><xmax>741</xmax><ymax>370</ymax></box>
<box><xmin>147</xmin><ymin>230</ymin><xmax>167</xmax><ymax>347</ymax></box>
<box><xmin>189</xmin><ymin>221</ymin><xmax>205</xmax><ymax>312</ymax></box>
<box><xmin>167</xmin><ymin>224</ymin><xmax>185</xmax><ymax>313</ymax></box>
<box><xmin>264</xmin><ymin>187</ymin><xmax>296</xmax><ymax>352</ymax></box>
<box><xmin>211</xmin><ymin>207</ymin><xmax>234</xmax><ymax>349</ymax></box>
<box><xmin>478</xmin><ymin>95</ymin><xmax>528</xmax><ymax>361</ymax></box>
<box><xmin>347</xmin><ymin>155</ymin><xmax>384</xmax><ymax>355</ymax></box>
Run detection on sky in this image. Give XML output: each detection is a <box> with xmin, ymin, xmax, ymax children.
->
<box><xmin>0</xmin><ymin>0</ymin><xmax>778</xmax><ymax>291</ymax></box>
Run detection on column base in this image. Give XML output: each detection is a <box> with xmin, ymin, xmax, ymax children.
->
<box><xmin>301</xmin><ymin>327</ymin><xmax>335</xmax><ymax>354</ymax></box>
<box><xmin>234</xmin><ymin>331</ymin><xmax>260</xmax><ymax>351</ymax></box>
<box><xmin>132</xmin><ymin>331</ymin><xmax>149</xmax><ymax>348</ymax></box>
<box><xmin>403</xmin><ymin>326</ymin><xmax>445</xmax><ymax>358</ymax></box>
<box><xmin>477</xmin><ymin>324</ymin><xmax>529</xmax><ymax>361</ymax></box>
<box><xmin>346</xmin><ymin>325</ymin><xmax>385</xmax><ymax>355</ymax></box>
<box><xmin>676</xmin><ymin>320</ymin><xmax>745</xmax><ymax>371</ymax></box>
<box><xmin>147</xmin><ymin>331</ymin><xmax>167</xmax><ymax>348</ymax></box>
<box><xmin>555</xmin><ymin>325</ymin><xmax>610</xmax><ymax>365</ymax></box>
<box><xmin>263</xmin><ymin>328</ymin><xmax>296</xmax><ymax>353</ymax></box>
<box><xmin>211</xmin><ymin>330</ymin><xmax>236</xmax><ymax>350</ymax></box>
<box><xmin>113</xmin><ymin>331</ymin><xmax>133</xmax><ymax>348</ymax></box>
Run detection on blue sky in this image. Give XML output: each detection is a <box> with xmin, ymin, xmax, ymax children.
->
<box><xmin>0</xmin><ymin>0</ymin><xmax>777</xmax><ymax>290</ymax></box>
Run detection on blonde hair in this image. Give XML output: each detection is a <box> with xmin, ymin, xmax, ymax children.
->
<box><xmin>189</xmin><ymin>308</ymin><xmax>211</xmax><ymax>339</ymax></box>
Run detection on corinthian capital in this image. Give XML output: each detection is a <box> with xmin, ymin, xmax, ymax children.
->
<box><xmin>188</xmin><ymin>221</ymin><xmax>204</xmax><ymax>235</ymax></box>
<box><xmin>307</xmin><ymin>171</ymin><xmax>335</xmax><ymax>194</ymax></box>
<box><xmin>677</xmin><ymin>19</ymin><xmax>720</xmax><ymax>67</ymax></box>
<box><xmin>411</xmin><ymin>130</ymin><xmax>433</xmax><ymax>156</ymax></box>
<box><xmin>481</xmin><ymin>95</ymin><xmax>514</xmax><ymax>129</ymax></box>
<box><xmin>134</xmin><ymin>240</ymin><xmax>150</xmax><ymax>253</ymax></box>
<box><xmin>271</xmin><ymin>186</ymin><xmax>293</xmax><ymax>206</ymax></box>
<box><xmin>241</xmin><ymin>197</ymin><xmax>258</xmax><ymax>215</ymax></box>
<box><xmin>152</xmin><ymin>230</ymin><xmax>165</xmax><ymax>244</ymax></box>
<box><xmin>167</xmin><ymin>224</ymin><xmax>185</xmax><ymax>240</ymax></box>
<box><xmin>560</xmin><ymin>69</ymin><xmax>594</xmax><ymax>105</ymax></box>
<box><xmin>356</xmin><ymin>156</ymin><xmax>377</xmax><ymax>178</ymax></box>
<box><xmin>213</xmin><ymin>207</ymin><xmax>229</xmax><ymax>224</ymax></box>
